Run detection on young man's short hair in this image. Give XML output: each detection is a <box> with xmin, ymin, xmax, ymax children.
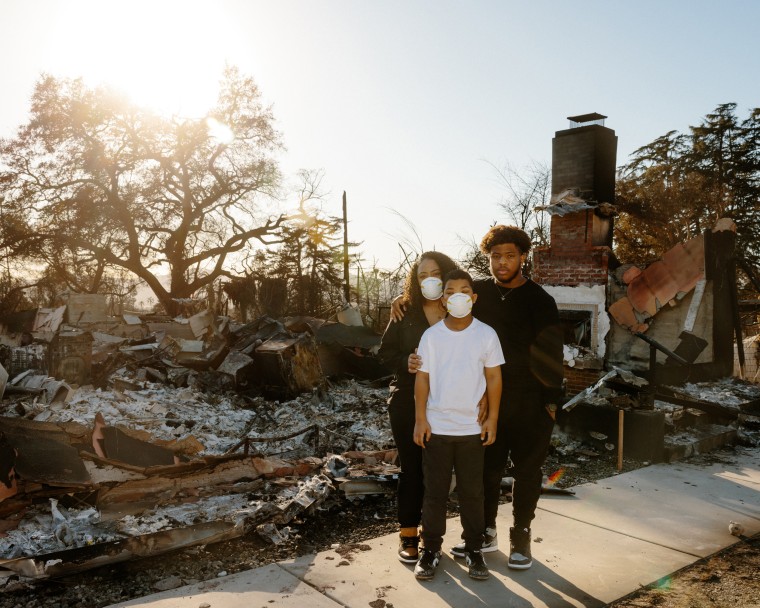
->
<box><xmin>479</xmin><ymin>225</ymin><xmax>532</xmax><ymax>255</ymax></box>
<box><xmin>443</xmin><ymin>268</ymin><xmax>474</xmax><ymax>289</ymax></box>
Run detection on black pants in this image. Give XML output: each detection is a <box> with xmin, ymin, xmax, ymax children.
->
<box><xmin>483</xmin><ymin>390</ymin><xmax>554</xmax><ymax>531</ymax></box>
<box><xmin>421</xmin><ymin>433</ymin><xmax>484</xmax><ymax>553</ymax></box>
<box><xmin>388</xmin><ymin>397</ymin><xmax>424</xmax><ymax>528</ymax></box>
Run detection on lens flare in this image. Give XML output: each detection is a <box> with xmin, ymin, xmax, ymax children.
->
<box><xmin>546</xmin><ymin>468</ymin><xmax>566</xmax><ymax>487</ymax></box>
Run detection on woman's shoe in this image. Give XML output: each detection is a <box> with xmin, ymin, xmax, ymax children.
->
<box><xmin>398</xmin><ymin>527</ymin><xmax>420</xmax><ymax>564</ymax></box>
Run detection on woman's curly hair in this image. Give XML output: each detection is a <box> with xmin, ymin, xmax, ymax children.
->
<box><xmin>402</xmin><ymin>251</ymin><xmax>459</xmax><ymax>311</ymax></box>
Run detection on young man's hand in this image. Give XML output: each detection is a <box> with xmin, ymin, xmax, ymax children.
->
<box><xmin>390</xmin><ymin>294</ymin><xmax>406</xmax><ymax>322</ymax></box>
<box><xmin>480</xmin><ymin>417</ymin><xmax>497</xmax><ymax>446</ymax></box>
<box><xmin>407</xmin><ymin>349</ymin><xmax>422</xmax><ymax>373</ymax></box>
<box><xmin>413</xmin><ymin>419</ymin><xmax>431</xmax><ymax>447</ymax></box>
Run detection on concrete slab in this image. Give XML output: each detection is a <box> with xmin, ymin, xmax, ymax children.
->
<box><xmin>540</xmin><ymin>447</ymin><xmax>760</xmax><ymax>557</ymax></box>
<box><xmin>109</xmin><ymin>563</ymin><xmax>343</xmax><ymax>607</ymax></box>
<box><xmin>107</xmin><ymin>446</ymin><xmax>760</xmax><ymax>608</ymax></box>
<box><xmin>280</xmin><ymin>508</ymin><xmax>695</xmax><ymax>607</ymax></box>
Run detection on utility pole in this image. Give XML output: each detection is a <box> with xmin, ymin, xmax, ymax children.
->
<box><xmin>342</xmin><ymin>191</ymin><xmax>350</xmax><ymax>302</ymax></box>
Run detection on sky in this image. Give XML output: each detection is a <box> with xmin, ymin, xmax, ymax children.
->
<box><xmin>1</xmin><ymin>0</ymin><xmax>759</xmax><ymax>273</ymax></box>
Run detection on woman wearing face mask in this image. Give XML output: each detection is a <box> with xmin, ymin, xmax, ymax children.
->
<box><xmin>378</xmin><ymin>251</ymin><xmax>458</xmax><ymax>564</ymax></box>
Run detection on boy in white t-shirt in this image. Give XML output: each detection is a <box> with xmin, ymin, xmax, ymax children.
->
<box><xmin>412</xmin><ymin>269</ymin><xmax>504</xmax><ymax>581</ymax></box>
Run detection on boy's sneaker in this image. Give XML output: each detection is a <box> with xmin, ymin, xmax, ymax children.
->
<box><xmin>450</xmin><ymin>527</ymin><xmax>498</xmax><ymax>557</ymax></box>
<box><xmin>414</xmin><ymin>549</ymin><xmax>442</xmax><ymax>580</ymax></box>
<box><xmin>508</xmin><ymin>526</ymin><xmax>532</xmax><ymax>570</ymax></box>
<box><xmin>465</xmin><ymin>549</ymin><xmax>489</xmax><ymax>580</ymax></box>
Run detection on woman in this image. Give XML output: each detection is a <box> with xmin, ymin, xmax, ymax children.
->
<box><xmin>378</xmin><ymin>251</ymin><xmax>458</xmax><ymax>564</ymax></box>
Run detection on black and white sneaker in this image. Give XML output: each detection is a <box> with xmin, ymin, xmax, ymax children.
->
<box><xmin>508</xmin><ymin>526</ymin><xmax>532</xmax><ymax>570</ymax></box>
<box><xmin>450</xmin><ymin>527</ymin><xmax>498</xmax><ymax>557</ymax></box>
<box><xmin>465</xmin><ymin>549</ymin><xmax>489</xmax><ymax>580</ymax></box>
<box><xmin>414</xmin><ymin>549</ymin><xmax>442</xmax><ymax>580</ymax></box>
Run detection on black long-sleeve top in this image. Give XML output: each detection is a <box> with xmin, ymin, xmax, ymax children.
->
<box><xmin>473</xmin><ymin>278</ymin><xmax>564</xmax><ymax>409</ymax></box>
<box><xmin>378</xmin><ymin>306</ymin><xmax>431</xmax><ymax>404</ymax></box>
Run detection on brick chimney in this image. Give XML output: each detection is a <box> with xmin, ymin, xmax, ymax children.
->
<box><xmin>533</xmin><ymin>113</ymin><xmax>617</xmax><ymax>287</ymax></box>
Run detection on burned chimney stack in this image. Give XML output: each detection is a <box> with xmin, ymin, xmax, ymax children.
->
<box><xmin>552</xmin><ymin>112</ymin><xmax>617</xmax><ymax>206</ymax></box>
<box><xmin>533</xmin><ymin>113</ymin><xmax>618</xmax><ymax>287</ymax></box>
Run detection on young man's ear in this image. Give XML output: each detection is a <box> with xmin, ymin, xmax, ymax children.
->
<box><xmin>471</xmin><ymin>293</ymin><xmax>478</xmax><ymax>304</ymax></box>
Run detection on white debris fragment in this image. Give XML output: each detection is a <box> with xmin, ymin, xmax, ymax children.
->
<box><xmin>728</xmin><ymin>521</ymin><xmax>744</xmax><ymax>536</ymax></box>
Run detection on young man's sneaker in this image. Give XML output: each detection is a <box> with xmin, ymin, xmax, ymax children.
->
<box><xmin>414</xmin><ymin>549</ymin><xmax>442</xmax><ymax>580</ymax></box>
<box><xmin>465</xmin><ymin>549</ymin><xmax>489</xmax><ymax>580</ymax></box>
<box><xmin>450</xmin><ymin>527</ymin><xmax>498</xmax><ymax>557</ymax></box>
<box><xmin>397</xmin><ymin>533</ymin><xmax>419</xmax><ymax>564</ymax></box>
<box><xmin>508</xmin><ymin>526</ymin><xmax>532</xmax><ymax>570</ymax></box>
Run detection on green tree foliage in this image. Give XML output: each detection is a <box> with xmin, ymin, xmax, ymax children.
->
<box><xmin>267</xmin><ymin>212</ymin><xmax>345</xmax><ymax>317</ymax></box>
<box><xmin>615</xmin><ymin>104</ymin><xmax>760</xmax><ymax>270</ymax></box>
<box><xmin>0</xmin><ymin>67</ymin><xmax>284</xmax><ymax>315</ymax></box>
<box><xmin>223</xmin><ymin>170</ymin><xmax>351</xmax><ymax>320</ymax></box>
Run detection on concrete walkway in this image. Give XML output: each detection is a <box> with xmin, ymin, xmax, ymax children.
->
<box><xmin>109</xmin><ymin>447</ymin><xmax>760</xmax><ymax>608</ymax></box>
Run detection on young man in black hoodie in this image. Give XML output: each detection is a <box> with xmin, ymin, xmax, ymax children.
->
<box><xmin>448</xmin><ymin>224</ymin><xmax>564</xmax><ymax>570</ymax></box>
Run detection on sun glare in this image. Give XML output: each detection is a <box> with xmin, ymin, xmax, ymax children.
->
<box><xmin>206</xmin><ymin>117</ymin><xmax>235</xmax><ymax>144</ymax></box>
<box><xmin>45</xmin><ymin>0</ymin><xmax>240</xmax><ymax>118</ymax></box>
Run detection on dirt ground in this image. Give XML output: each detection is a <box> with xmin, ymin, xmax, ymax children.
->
<box><xmin>1</xmin><ymin>448</ymin><xmax>758</xmax><ymax>608</ymax></box>
<box><xmin>607</xmin><ymin>533</ymin><xmax>760</xmax><ymax>608</ymax></box>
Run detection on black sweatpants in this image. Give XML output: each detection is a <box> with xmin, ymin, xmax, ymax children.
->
<box><xmin>421</xmin><ymin>433</ymin><xmax>484</xmax><ymax>553</ymax></box>
<box><xmin>483</xmin><ymin>389</ymin><xmax>554</xmax><ymax>531</ymax></box>
<box><xmin>388</xmin><ymin>398</ymin><xmax>424</xmax><ymax>528</ymax></box>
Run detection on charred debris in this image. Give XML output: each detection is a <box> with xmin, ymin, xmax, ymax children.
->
<box><xmin>0</xmin><ymin>297</ymin><xmax>396</xmax><ymax>580</ymax></box>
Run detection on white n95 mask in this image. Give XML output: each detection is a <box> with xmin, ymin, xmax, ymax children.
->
<box><xmin>446</xmin><ymin>292</ymin><xmax>473</xmax><ymax>318</ymax></box>
<box><xmin>420</xmin><ymin>277</ymin><xmax>443</xmax><ymax>300</ymax></box>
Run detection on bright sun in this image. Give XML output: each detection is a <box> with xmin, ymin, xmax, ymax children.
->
<box><xmin>45</xmin><ymin>0</ymin><xmax>239</xmax><ymax>118</ymax></box>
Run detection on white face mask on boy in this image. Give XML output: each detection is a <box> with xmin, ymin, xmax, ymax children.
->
<box><xmin>445</xmin><ymin>292</ymin><xmax>473</xmax><ymax>318</ymax></box>
<box><xmin>420</xmin><ymin>277</ymin><xmax>443</xmax><ymax>300</ymax></box>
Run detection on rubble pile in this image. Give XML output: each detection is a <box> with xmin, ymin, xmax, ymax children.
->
<box><xmin>661</xmin><ymin>378</ymin><xmax>760</xmax><ymax>446</ymax></box>
<box><xmin>0</xmin><ymin>295</ymin><xmax>396</xmax><ymax>580</ymax></box>
<box><xmin>0</xmin><ymin>377</ymin><xmax>395</xmax><ymax>578</ymax></box>
<box><xmin>559</xmin><ymin>368</ymin><xmax>760</xmax><ymax>465</ymax></box>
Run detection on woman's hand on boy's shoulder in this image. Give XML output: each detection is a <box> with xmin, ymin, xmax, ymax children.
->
<box><xmin>390</xmin><ymin>294</ymin><xmax>407</xmax><ymax>322</ymax></box>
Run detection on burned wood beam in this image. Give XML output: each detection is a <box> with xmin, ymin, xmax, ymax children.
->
<box><xmin>95</xmin><ymin>458</ymin><xmax>267</xmax><ymax>505</ymax></box>
<box><xmin>224</xmin><ymin>424</ymin><xmax>318</xmax><ymax>455</ymax></box>
<box><xmin>0</xmin><ymin>520</ymin><xmax>242</xmax><ymax>579</ymax></box>
<box><xmin>738</xmin><ymin>300</ymin><xmax>760</xmax><ymax>312</ymax></box>
<box><xmin>633</xmin><ymin>332</ymin><xmax>690</xmax><ymax>366</ymax></box>
<box><xmin>655</xmin><ymin>386</ymin><xmax>740</xmax><ymax>420</ymax></box>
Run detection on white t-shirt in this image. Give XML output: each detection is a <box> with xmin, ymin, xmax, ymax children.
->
<box><xmin>417</xmin><ymin>317</ymin><xmax>505</xmax><ymax>435</ymax></box>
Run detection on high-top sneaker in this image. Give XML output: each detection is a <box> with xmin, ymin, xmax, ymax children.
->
<box><xmin>450</xmin><ymin>526</ymin><xmax>497</xmax><ymax>557</ymax></box>
<box><xmin>414</xmin><ymin>548</ymin><xmax>442</xmax><ymax>580</ymax></box>
<box><xmin>508</xmin><ymin>526</ymin><xmax>532</xmax><ymax>569</ymax></box>
<box><xmin>398</xmin><ymin>527</ymin><xmax>420</xmax><ymax>564</ymax></box>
